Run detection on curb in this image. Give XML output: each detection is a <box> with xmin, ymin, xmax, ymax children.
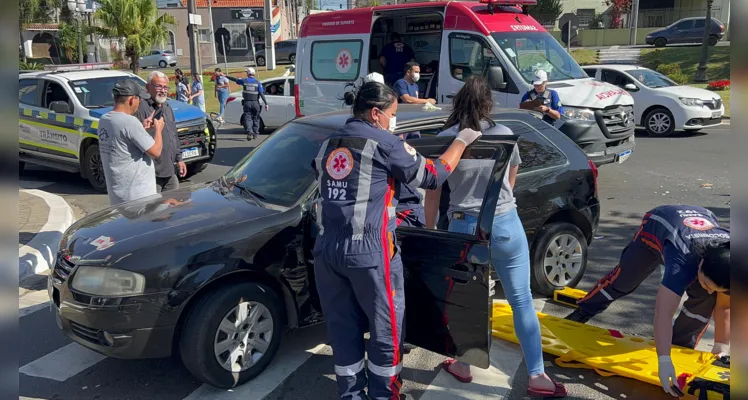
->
<box><xmin>18</xmin><ymin>189</ymin><xmax>74</xmax><ymax>281</ymax></box>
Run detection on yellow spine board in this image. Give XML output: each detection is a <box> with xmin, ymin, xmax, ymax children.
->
<box><xmin>491</xmin><ymin>302</ymin><xmax>729</xmax><ymax>396</ymax></box>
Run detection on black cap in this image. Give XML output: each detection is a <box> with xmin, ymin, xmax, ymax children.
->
<box><xmin>112</xmin><ymin>79</ymin><xmax>151</xmax><ymax>100</ymax></box>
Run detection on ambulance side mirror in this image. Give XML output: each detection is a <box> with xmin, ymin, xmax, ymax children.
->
<box><xmin>487</xmin><ymin>67</ymin><xmax>507</xmax><ymax>91</ymax></box>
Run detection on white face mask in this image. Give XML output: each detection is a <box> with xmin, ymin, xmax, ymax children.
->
<box><xmin>412</xmin><ymin>72</ymin><xmax>420</xmax><ymax>82</ymax></box>
<box><xmin>455</xmin><ymin>74</ymin><xmax>463</xmax><ymax>80</ymax></box>
<box><xmin>377</xmin><ymin>109</ymin><xmax>397</xmax><ymax>133</ymax></box>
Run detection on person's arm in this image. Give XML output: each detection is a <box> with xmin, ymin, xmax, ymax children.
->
<box><xmin>400</xmin><ymin>94</ymin><xmax>431</xmax><ymax>104</ymax></box>
<box><xmin>520</xmin><ymin>91</ymin><xmax>531</xmax><ymax>104</ymax></box>
<box><xmin>225</xmin><ymin>76</ymin><xmax>244</xmax><ymax>84</ymax></box>
<box><xmin>425</xmin><ymin>187</ymin><xmax>442</xmax><ymax>229</ymax></box>
<box><xmin>127</xmin><ymin>116</ymin><xmax>162</xmax><ymax>158</ymax></box>
<box><xmin>544</xmin><ymin>91</ymin><xmax>562</xmax><ymax>120</ymax></box>
<box><xmin>508</xmin><ymin>144</ymin><xmax>521</xmax><ymax>188</ymax></box>
<box><xmin>713</xmin><ymin>292</ymin><xmax>730</xmax><ymax>350</ymax></box>
<box><xmin>258</xmin><ymin>84</ymin><xmax>268</xmax><ymax>108</ymax></box>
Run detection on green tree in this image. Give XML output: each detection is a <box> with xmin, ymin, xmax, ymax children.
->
<box><xmin>528</xmin><ymin>0</ymin><xmax>563</xmax><ymax>27</ymax></box>
<box><xmin>94</xmin><ymin>0</ymin><xmax>177</xmax><ymax>73</ymax></box>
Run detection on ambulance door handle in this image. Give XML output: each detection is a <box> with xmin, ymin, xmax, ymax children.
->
<box><xmin>446</xmin><ymin>95</ymin><xmax>455</xmax><ymax>99</ymax></box>
<box><xmin>34</xmin><ymin>115</ymin><xmax>44</xmax><ymax>119</ymax></box>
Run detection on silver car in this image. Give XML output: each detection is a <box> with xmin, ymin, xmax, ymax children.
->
<box><xmin>254</xmin><ymin>40</ymin><xmax>297</xmax><ymax>67</ymax></box>
<box><xmin>139</xmin><ymin>49</ymin><xmax>178</xmax><ymax>69</ymax></box>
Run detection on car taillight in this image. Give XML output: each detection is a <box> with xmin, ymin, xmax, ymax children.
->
<box><xmin>588</xmin><ymin>159</ymin><xmax>599</xmax><ymax>197</ymax></box>
<box><xmin>294</xmin><ymin>84</ymin><xmax>303</xmax><ymax>118</ymax></box>
<box><xmin>720</xmin><ymin>25</ymin><xmax>725</xmax><ymax>32</ymax></box>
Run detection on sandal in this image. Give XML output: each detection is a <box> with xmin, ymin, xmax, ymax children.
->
<box><xmin>441</xmin><ymin>359</ymin><xmax>473</xmax><ymax>383</ymax></box>
<box><xmin>527</xmin><ymin>380</ymin><xmax>567</xmax><ymax>398</ymax></box>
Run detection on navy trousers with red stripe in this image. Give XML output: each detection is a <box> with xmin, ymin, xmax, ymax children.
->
<box><xmin>576</xmin><ymin>240</ymin><xmax>716</xmax><ymax>348</ymax></box>
<box><xmin>314</xmin><ymin>242</ymin><xmax>405</xmax><ymax>400</ymax></box>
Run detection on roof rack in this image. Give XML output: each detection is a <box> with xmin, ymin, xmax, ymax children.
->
<box><xmin>42</xmin><ymin>62</ymin><xmax>116</xmax><ymax>73</ymax></box>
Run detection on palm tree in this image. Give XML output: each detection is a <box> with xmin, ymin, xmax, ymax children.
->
<box><xmin>94</xmin><ymin>0</ymin><xmax>176</xmax><ymax>73</ymax></box>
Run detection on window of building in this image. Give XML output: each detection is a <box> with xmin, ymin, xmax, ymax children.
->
<box><xmin>199</xmin><ymin>28</ymin><xmax>212</xmax><ymax>43</ymax></box>
<box><xmin>310</xmin><ymin>40</ymin><xmax>363</xmax><ymax>81</ymax></box>
<box><xmin>223</xmin><ymin>23</ymin><xmax>248</xmax><ymax>50</ymax></box>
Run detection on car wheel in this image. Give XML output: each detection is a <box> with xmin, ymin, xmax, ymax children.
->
<box><xmin>289</xmin><ymin>54</ymin><xmax>295</xmax><ymax>63</ymax></box>
<box><xmin>257</xmin><ymin>56</ymin><xmax>266</xmax><ymax>67</ymax></box>
<box><xmin>708</xmin><ymin>35</ymin><xmax>719</xmax><ymax>46</ymax></box>
<box><xmin>530</xmin><ymin>222</ymin><xmax>588</xmax><ymax>297</ymax></box>
<box><xmin>84</xmin><ymin>144</ymin><xmax>107</xmax><ymax>193</ymax></box>
<box><xmin>159</xmin><ymin>60</ymin><xmax>167</xmax><ymax>68</ymax></box>
<box><xmin>645</xmin><ymin>108</ymin><xmax>675</xmax><ymax>137</ymax></box>
<box><xmin>654</xmin><ymin>38</ymin><xmax>667</xmax><ymax>47</ymax></box>
<box><xmin>180</xmin><ymin>282</ymin><xmax>284</xmax><ymax>389</ymax></box>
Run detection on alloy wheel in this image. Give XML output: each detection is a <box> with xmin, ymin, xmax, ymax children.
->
<box><xmin>648</xmin><ymin>112</ymin><xmax>671</xmax><ymax>134</ymax></box>
<box><xmin>89</xmin><ymin>152</ymin><xmax>105</xmax><ymax>188</ymax></box>
<box><xmin>543</xmin><ymin>233</ymin><xmax>583</xmax><ymax>287</ymax></box>
<box><xmin>214</xmin><ymin>301</ymin><xmax>274</xmax><ymax>373</ymax></box>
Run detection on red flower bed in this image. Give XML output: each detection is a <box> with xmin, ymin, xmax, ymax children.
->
<box><xmin>706</xmin><ymin>80</ymin><xmax>730</xmax><ymax>91</ymax></box>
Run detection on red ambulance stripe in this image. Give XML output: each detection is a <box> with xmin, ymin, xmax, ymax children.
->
<box><xmin>382</xmin><ymin>177</ymin><xmax>400</xmax><ymax>398</ymax></box>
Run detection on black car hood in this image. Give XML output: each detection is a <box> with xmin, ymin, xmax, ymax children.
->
<box><xmin>60</xmin><ymin>182</ymin><xmax>282</xmax><ymax>264</ymax></box>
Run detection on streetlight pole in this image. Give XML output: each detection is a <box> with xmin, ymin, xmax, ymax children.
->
<box><xmin>693</xmin><ymin>0</ymin><xmax>713</xmax><ymax>82</ymax></box>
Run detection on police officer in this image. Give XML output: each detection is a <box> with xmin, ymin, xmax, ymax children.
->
<box><xmin>225</xmin><ymin>67</ymin><xmax>268</xmax><ymax>140</ymax></box>
<box><xmin>312</xmin><ymin>81</ymin><xmax>481</xmax><ymax>400</ymax></box>
<box><xmin>566</xmin><ymin>205</ymin><xmax>730</xmax><ymax>397</ymax></box>
<box><xmin>520</xmin><ymin>70</ymin><xmax>563</xmax><ymax>125</ymax></box>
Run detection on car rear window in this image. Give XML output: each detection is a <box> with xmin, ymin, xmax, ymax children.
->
<box><xmin>496</xmin><ymin>120</ymin><xmax>567</xmax><ymax>173</ymax></box>
<box><xmin>310</xmin><ymin>40</ymin><xmax>363</xmax><ymax>81</ymax></box>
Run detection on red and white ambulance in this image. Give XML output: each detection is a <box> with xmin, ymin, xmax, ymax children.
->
<box><xmin>294</xmin><ymin>0</ymin><xmax>636</xmax><ymax>165</ymax></box>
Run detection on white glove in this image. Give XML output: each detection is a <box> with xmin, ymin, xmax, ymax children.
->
<box><xmin>455</xmin><ymin>128</ymin><xmax>482</xmax><ymax>146</ymax></box>
<box><xmin>712</xmin><ymin>342</ymin><xmax>729</xmax><ymax>357</ymax></box>
<box><xmin>658</xmin><ymin>355</ymin><xmax>680</xmax><ymax>397</ymax></box>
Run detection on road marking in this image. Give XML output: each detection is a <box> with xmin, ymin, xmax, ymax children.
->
<box><xmin>183</xmin><ymin>327</ymin><xmax>328</xmax><ymax>400</ymax></box>
<box><xmin>19</xmin><ymin>288</ymin><xmax>51</xmax><ymax>318</ymax></box>
<box><xmin>19</xmin><ymin>189</ymin><xmax>74</xmax><ymax>280</ymax></box>
<box><xmin>19</xmin><ymin>343</ymin><xmax>107</xmax><ymax>382</ymax></box>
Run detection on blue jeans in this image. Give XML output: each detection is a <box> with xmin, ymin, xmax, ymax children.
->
<box><xmin>217</xmin><ymin>90</ymin><xmax>228</xmax><ymax>117</ymax></box>
<box><xmin>447</xmin><ymin>209</ymin><xmax>544</xmax><ymax>376</ymax></box>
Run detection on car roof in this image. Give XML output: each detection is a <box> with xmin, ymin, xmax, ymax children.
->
<box><xmin>291</xmin><ymin>104</ymin><xmax>542</xmax><ymax>131</ymax></box>
<box><xmin>583</xmin><ymin>64</ymin><xmax>647</xmax><ymax>72</ymax></box>
<box><xmin>19</xmin><ymin>69</ymin><xmax>136</xmax><ymax>81</ymax></box>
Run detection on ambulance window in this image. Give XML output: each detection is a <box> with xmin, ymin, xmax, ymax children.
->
<box><xmin>19</xmin><ymin>79</ymin><xmax>39</xmax><ymax>106</ymax></box>
<box><xmin>448</xmin><ymin>33</ymin><xmax>499</xmax><ymax>81</ymax></box>
<box><xmin>310</xmin><ymin>40</ymin><xmax>363</xmax><ymax>81</ymax></box>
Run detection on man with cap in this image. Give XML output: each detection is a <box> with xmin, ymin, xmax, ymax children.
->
<box><xmin>520</xmin><ymin>70</ymin><xmax>564</xmax><ymax>125</ymax></box>
<box><xmin>98</xmin><ymin>80</ymin><xmax>165</xmax><ymax>206</ymax></box>
<box><xmin>225</xmin><ymin>67</ymin><xmax>269</xmax><ymax>140</ymax></box>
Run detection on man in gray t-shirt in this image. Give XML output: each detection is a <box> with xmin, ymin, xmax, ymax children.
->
<box><xmin>434</xmin><ymin>121</ymin><xmax>521</xmax><ymax>220</ymax></box>
<box><xmin>98</xmin><ymin>80</ymin><xmax>164</xmax><ymax>206</ymax></box>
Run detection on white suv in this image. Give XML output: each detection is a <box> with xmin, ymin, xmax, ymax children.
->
<box><xmin>583</xmin><ymin>65</ymin><xmax>725</xmax><ymax>137</ymax></box>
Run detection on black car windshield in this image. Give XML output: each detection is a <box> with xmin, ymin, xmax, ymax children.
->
<box><xmin>625</xmin><ymin>69</ymin><xmax>678</xmax><ymax>88</ymax></box>
<box><xmin>224</xmin><ymin>121</ymin><xmax>330</xmax><ymax>208</ymax></box>
<box><xmin>68</xmin><ymin>76</ymin><xmax>146</xmax><ymax>108</ymax></box>
<box><xmin>492</xmin><ymin>32</ymin><xmax>588</xmax><ymax>83</ymax></box>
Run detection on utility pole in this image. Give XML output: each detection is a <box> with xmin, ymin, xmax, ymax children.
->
<box><xmin>264</xmin><ymin>0</ymin><xmax>276</xmax><ymax>70</ymax></box>
<box><xmin>87</xmin><ymin>13</ymin><xmax>98</xmax><ymax>62</ymax></box>
<box><xmin>628</xmin><ymin>0</ymin><xmax>639</xmax><ymax>46</ymax></box>
<box><xmin>187</xmin><ymin>0</ymin><xmax>202</xmax><ymax>76</ymax></box>
<box><xmin>347</xmin><ymin>0</ymin><xmax>355</xmax><ymax>9</ymax></box>
<box><xmin>694</xmin><ymin>0</ymin><xmax>713</xmax><ymax>82</ymax></box>
<box><xmin>207</xmin><ymin>0</ymin><xmax>217</xmax><ymax>65</ymax></box>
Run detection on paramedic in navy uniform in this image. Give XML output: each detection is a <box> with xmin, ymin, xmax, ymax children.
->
<box><xmin>567</xmin><ymin>205</ymin><xmax>730</xmax><ymax>397</ymax></box>
<box><xmin>225</xmin><ymin>67</ymin><xmax>268</xmax><ymax>141</ymax></box>
<box><xmin>520</xmin><ymin>70</ymin><xmax>563</xmax><ymax>125</ymax></box>
<box><xmin>379</xmin><ymin>32</ymin><xmax>416</xmax><ymax>86</ymax></box>
<box><xmin>312</xmin><ymin>80</ymin><xmax>481</xmax><ymax>400</ymax></box>
<box><xmin>393</xmin><ymin>62</ymin><xmax>436</xmax><ymax>105</ymax></box>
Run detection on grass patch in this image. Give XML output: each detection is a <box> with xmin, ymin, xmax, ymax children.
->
<box><xmin>570</xmin><ymin>49</ymin><xmax>599</xmax><ymax>65</ymax></box>
<box><xmin>690</xmin><ymin>83</ymin><xmax>730</xmax><ymax>117</ymax></box>
<box><xmin>640</xmin><ymin>47</ymin><xmax>730</xmax><ymax>83</ymax></box>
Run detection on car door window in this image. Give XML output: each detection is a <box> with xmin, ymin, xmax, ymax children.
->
<box><xmin>583</xmin><ymin>68</ymin><xmax>597</xmax><ymax>78</ymax></box>
<box><xmin>43</xmin><ymin>81</ymin><xmax>72</xmax><ymax>112</ymax></box>
<box><xmin>601</xmin><ymin>69</ymin><xmax>634</xmax><ymax>89</ymax></box>
<box><xmin>448</xmin><ymin>33</ymin><xmax>502</xmax><ymax>82</ymax></box>
<box><xmin>264</xmin><ymin>79</ymin><xmax>285</xmax><ymax>96</ymax></box>
<box><xmin>498</xmin><ymin>120</ymin><xmax>567</xmax><ymax>173</ymax></box>
<box><xmin>152</xmin><ymin>50</ymin><xmax>160</xmax><ymax>56</ymax></box>
<box><xmin>693</xmin><ymin>19</ymin><xmax>705</xmax><ymax>30</ymax></box>
<box><xmin>675</xmin><ymin>20</ymin><xmax>693</xmax><ymax>31</ymax></box>
<box><xmin>19</xmin><ymin>79</ymin><xmax>39</xmax><ymax>106</ymax></box>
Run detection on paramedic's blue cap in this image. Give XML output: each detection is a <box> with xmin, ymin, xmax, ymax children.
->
<box><xmin>112</xmin><ymin>79</ymin><xmax>151</xmax><ymax>99</ymax></box>
<box><xmin>532</xmin><ymin>70</ymin><xmax>548</xmax><ymax>85</ymax></box>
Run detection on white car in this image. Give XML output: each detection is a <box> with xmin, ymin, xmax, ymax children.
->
<box><xmin>139</xmin><ymin>49</ymin><xmax>178</xmax><ymax>69</ymax></box>
<box><xmin>224</xmin><ymin>77</ymin><xmax>295</xmax><ymax>132</ymax></box>
<box><xmin>583</xmin><ymin>65</ymin><xmax>724</xmax><ymax>136</ymax></box>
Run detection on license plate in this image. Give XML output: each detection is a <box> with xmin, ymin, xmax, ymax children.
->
<box><xmin>711</xmin><ymin>111</ymin><xmax>721</xmax><ymax>118</ymax></box>
<box><xmin>182</xmin><ymin>147</ymin><xmax>200</xmax><ymax>159</ymax></box>
<box><xmin>618</xmin><ymin>150</ymin><xmax>632</xmax><ymax>164</ymax></box>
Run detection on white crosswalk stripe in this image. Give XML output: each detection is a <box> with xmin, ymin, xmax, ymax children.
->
<box><xmin>20</xmin><ymin>343</ymin><xmax>107</xmax><ymax>382</ymax></box>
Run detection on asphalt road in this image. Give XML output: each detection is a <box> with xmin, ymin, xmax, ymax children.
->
<box><xmin>19</xmin><ymin>122</ymin><xmax>731</xmax><ymax>400</ymax></box>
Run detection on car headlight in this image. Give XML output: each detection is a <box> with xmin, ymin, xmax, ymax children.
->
<box><xmin>563</xmin><ymin>107</ymin><xmax>596</xmax><ymax>122</ymax></box>
<box><xmin>71</xmin><ymin>267</ymin><xmax>146</xmax><ymax>296</ymax></box>
<box><xmin>679</xmin><ymin>97</ymin><xmax>704</xmax><ymax>107</ymax></box>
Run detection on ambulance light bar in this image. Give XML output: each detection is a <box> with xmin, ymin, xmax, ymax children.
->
<box><xmin>43</xmin><ymin>63</ymin><xmax>115</xmax><ymax>72</ymax></box>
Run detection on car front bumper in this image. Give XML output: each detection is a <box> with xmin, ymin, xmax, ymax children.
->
<box><xmin>677</xmin><ymin>104</ymin><xmax>725</xmax><ymax>130</ymax></box>
<box><xmin>557</xmin><ymin>108</ymin><xmax>636</xmax><ymax>166</ymax></box>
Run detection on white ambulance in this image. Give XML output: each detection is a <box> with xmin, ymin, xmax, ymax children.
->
<box><xmin>294</xmin><ymin>0</ymin><xmax>636</xmax><ymax>165</ymax></box>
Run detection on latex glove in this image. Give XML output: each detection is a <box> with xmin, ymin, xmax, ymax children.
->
<box><xmin>455</xmin><ymin>128</ymin><xmax>482</xmax><ymax>146</ymax></box>
<box><xmin>712</xmin><ymin>342</ymin><xmax>729</xmax><ymax>357</ymax></box>
<box><xmin>658</xmin><ymin>356</ymin><xmax>681</xmax><ymax>397</ymax></box>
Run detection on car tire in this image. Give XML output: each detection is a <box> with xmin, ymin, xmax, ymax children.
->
<box><xmin>289</xmin><ymin>54</ymin><xmax>295</xmax><ymax>63</ymax></box>
<box><xmin>257</xmin><ymin>56</ymin><xmax>266</xmax><ymax>67</ymax></box>
<box><xmin>644</xmin><ymin>108</ymin><xmax>675</xmax><ymax>137</ymax></box>
<box><xmin>84</xmin><ymin>144</ymin><xmax>107</xmax><ymax>193</ymax></box>
<box><xmin>708</xmin><ymin>35</ymin><xmax>719</xmax><ymax>46</ymax></box>
<box><xmin>530</xmin><ymin>222</ymin><xmax>588</xmax><ymax>297</ymax></box>
<box><xmin>179</xmin><ymin>282</ymin><xmax>284</xmax><ymax>389</ymax></box>
<box><xmin>159</xmin><ymin>60</ymin><xmax>167</xmax><ymax>68</ymax></box>
<box><xmin>654</xmin><ymin>38</ymin><xmax>667</xmax><ymax>47</ymax></box>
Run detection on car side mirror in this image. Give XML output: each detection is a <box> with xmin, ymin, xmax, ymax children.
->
<box><xmin>624</xmin><ymin>83</ymin><xmax>639</xmax><ymax>91</ymax></box>
<box><xmin>487</xmin><ymin>66</ymin><xmax>507</xmax><ymax>91</ymax></box>
<box><xmin>50</xmin><ymin>101</ymin><xmax>71</xmax><ymax>114</ymax></box>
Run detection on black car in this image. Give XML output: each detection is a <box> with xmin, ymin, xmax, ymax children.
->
<box><xmin>645</xmin><ymin>17</ymin><xmax>725</xmax><ymax>47</ymax></box>
<box><xmin>48</xmin><ymin>106</ymin><xmax>600</xmax><ymax>388</ymax></box>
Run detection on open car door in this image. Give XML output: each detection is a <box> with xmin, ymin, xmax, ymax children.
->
<box><xmin>397</xmin><ymin>135</ymin><xmax>517</xmax><ymax>369</ymax></box>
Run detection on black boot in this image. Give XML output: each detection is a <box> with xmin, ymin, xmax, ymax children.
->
<box><xmin>246</xmin><ymin>133</ymin><xmax>253</xmax><ymax>141</ymax></box>
<box><xmin>565</xmin><ymin>308</ymin><xmax>593</xmax><ymax>324</ymax></box>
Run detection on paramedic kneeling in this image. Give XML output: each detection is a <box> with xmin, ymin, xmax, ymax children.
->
<box><xmin>566</xmin><ymin>205</ymin><xmax>730</xmax><ymax>397</ymax></box>
<box><xmin>520</xmin><ymin>70</ymin><xmax>563</xmax><ymax>125</ymax></box>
